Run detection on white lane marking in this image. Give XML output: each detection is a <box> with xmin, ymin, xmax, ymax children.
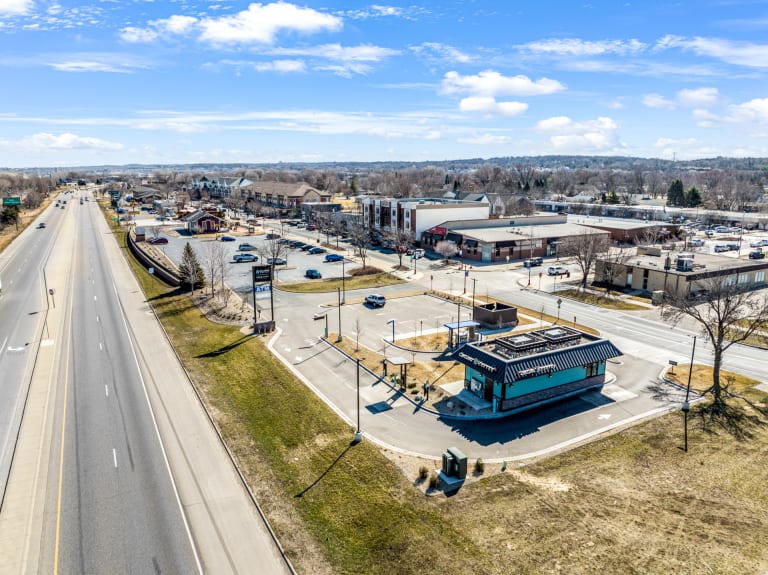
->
<box><xmin>99</xmin><ymin>342</ymin><xmax>103</xmax><ymax>351</ymax></box>
<box><xmin>112</xmin><ymin>448</ymin><xmax>117</xmax><ymax>468</ymax></box>
<box><xmin>105</xmin><ymin>385</ymin><xmax>109</xmax><ymax>398</ymax></box>
<box><xmin>0</xmin><ymin>337</ymin><xmax>6</xmax><ymax>353</ymax></box>
<box><xmin>96</xmin><ymin>315</ymin><xmax>100</xmax><ymax>323</ymax></box>
<box><xmin>94</xmin><ymin>296</ymin><xmax>97</xmax><ymax>302</ymax></box>
<box><xmin>7</xmin><ymin>346</ymin><xmax>25</xmax><ymax>352</ymax></box>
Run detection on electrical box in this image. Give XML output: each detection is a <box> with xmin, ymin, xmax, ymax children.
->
<box><xmin>441</xmin><ymin>447</ymin><xmax>467</xmax><ymax>479</ymax></box>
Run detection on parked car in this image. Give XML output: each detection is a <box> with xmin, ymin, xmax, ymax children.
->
<box><xmin>268</xmin><ymin>257</ymin><xmax>287</xmax><ymax>265</ymax></box>
<box><xmin>714</xmin><ymin>226</ymin><xmax>729</xmax><ymax>233</ymax></box>
<box><xmin>306</xmin><ymin>224</ymin><xmax>318</xmax><ymax>231</ymax></box>
<box><xmin>365</xmin><ymin>294</ymin><xmax>386</xmax><ymax>308</ymax></box>
<box><xmin>547</xmin><ymin>265</ymin><xmax>568</xmax><ymax>276</ymax></box>
<box><xmin>148</xmin><ymin>236</ymin><xmax>168</xmax><ymax>245</ymax></box>
<box><xmin>523</xmin><ymin>257</ymin><xmax>544</xmax><ymax>268</ymax></box>
<box><xmin>324</xmin><ymin>253</ymin><xmax>344</xmax><ymax>262</ymax></box>
<box><xmin>233</xmin><ymin>253</ymin><xmax>258</xmax><ymax>263</ymax></box>
<box><xmin>749</xmin><ymin>239</ymin><xmax>768</xmax><ymax>247</ymax></box>
<box><xmin>265</xmin><ymin>233</ymin><xmax>281</xmax><ymax>240</ymax></box>
<box><xmin>308</xmin><ymin>246</ymin><xmax>327</xmax><ymax>254</ymax></box>
<box><xmin>714</xmin><ymin>244</ymin><xmax>729</xmax><ymax>253</ymax></box>
<box><xmin>238</xmin><ymin>243</ymin><xmax>257</xmax><ymax>251</ymax></box>
<box><xmin>220</xmin><ymin>235</ymin><xmax>236</xmax><ymax>242</ymax></box>
<box><xmin>704</xmin><ymin>229</ymin><xmax>715</xmax><ymax>237</ymax></box>
<box><xmin>296</xmin><ymin>221</ymin><xmax>307</xmax><ymax>228</ymax></box>
<box><xmin>688</xmin><ymin>238</ymin><xmax>705</xmax><ymax>247</ymax></box>
<box><xmin>412</xmin><ymin>249</ymin><xmax>425</xmax><ymax>259</ymax></box>
<box><xmin>749</xmin><ymin>249</ymin><xmax>765</xmax><ymax>259</ymax></box>
<box><xmin>305</xmin><ymin>269</ymin><xmax>322</xmax><ymax>279</ymax></box>
<box><xmin>300</xmin><ymin>244</ymin><xmax>313</xmax><ymax>251</ymax></box>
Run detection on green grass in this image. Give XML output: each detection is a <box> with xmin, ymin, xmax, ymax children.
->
<box><xmin>557</xmin><ymin>288</ymin><xmax>649</xmax><ymax>311</ymax></box>
<box><xmin>279</xmin><ymin>272</ymin><xmax>405</xmax><ymax>293</ymax></box>
<box><xmin>108</xmin><ymin>203</ymin><xmax>768</xmax><ymax>574</ymax></box>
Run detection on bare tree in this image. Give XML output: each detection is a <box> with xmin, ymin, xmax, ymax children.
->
<box><xmin>349</xmin><ymin>223</ymin><xmax>371</xmax><ymax>271</ymax></box>
<box><xmin>387</xmin><ymin>228</ymin><xmax>413</xmax><ymax>269</ymax></box>
<box><xmin>435</xmin><ymin>239</ymin><xmax>459</xmax><ymax>264</ymax></box>
<box><xmin>595</xmin><ymin>246</ymin><xmax>632</xmax><ymax>296</ymax></box>
<box><xmin>662</xmin><ymin>275</ymin><xmax>768</xmax><ymax>417</ymax></box>
<box><xmin>560</xmin><ymin>232</ymin><xmax>610</xmax><ymax>289</ymax></box>
<box><xmin>353</xmin><ymin>317</ymin><xmax>363</xmax><ymax>351</ymax></box>
<box><xmin>203</xmin><ymin>241</ymin><xmax>227</xmax><ymax>299</ymax></box>
<box><xmin>259</xmin><ymin>238</ymin><xmax>289</xmax><ymax>281</ymax></box>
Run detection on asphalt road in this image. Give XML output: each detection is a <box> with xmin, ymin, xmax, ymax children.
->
<box><xmin>0</xmin><ymin>200</ymin><xmax>62</xmax><ymax>504</ymax></box>
<box><xmin>37</xmin><ymin>197</ymin><xmax>200</xmax><ymax>574</ymax></box>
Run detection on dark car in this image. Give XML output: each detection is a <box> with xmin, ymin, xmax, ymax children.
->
<box><xmin>221</xmin><ymin>235</ymin><xmax>236</xmax><ymax>242</ymax></box>
<box><xmin>300</xmin><ymin>244</ymin><xmax>314</xmax><ymax>251</ymax></box>
<box><xmin>233</xmin><ymin>253</ymin><xmax>258</xmax><ymax>263</ymax></box>
<box><xmin>523</xmin><ymin>257</ymin><xmax>544</xmax><ymax>268</ymax></box>
<box><xmin>305</xmin><ymin>269</ymin><xmax>322</xmax><ymax>279</ymax></box>
<box><xmin>749</xmin><ymin>250</ymin><xmax>765</xmax><ymax>259</ymax></box>
<box><xmin>308</xmin><ymin>246</ymin><xmax>327</xmax><ymax>254</ymax></box>
<box><xmin>265</xmin><ymin>233</ymin><xmax>281</xmax><ymax>240</ymax></box>
<box><xmin>148</xmin><ymin>236</ymin><xmax>168</xmax><ymax>245</ymax></box>
<box><xmin>238</xmin><ymin>242</ymin><xmax>257</xmax><ymax>251</ymax></box>
<box><xmin>37</xmin><ymin>222</ymin><xmax>47</xmax><ymax>229</ymax></box>
<box><xmin>324</xmin><ymin>253</ymin><xmax>344</xmax><ymax>262</ymax></box>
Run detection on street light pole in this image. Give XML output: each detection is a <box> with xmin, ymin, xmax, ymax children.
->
<box><xmin>354</xmin><ymin>358</ymin><xmax>363</xmax><ymax>443</ymax></box>
<box><xmin>341</xmin><ymin>257</ymin><xmax>346</xmax><ymax>304</ymax></box>
<box><xmin>336</xmin><ymin>287</ymin><xmax>342</xmax><ymax>343</ymax></box>
<box><xmin>682</xmin><ymin>335</ymin><xmax>697</xmax><ymax>452</ymax></box>
<box><xmin>471</xmin><ymin>277</ymin><xmax>477</xmax><ymax>320</ymax></box>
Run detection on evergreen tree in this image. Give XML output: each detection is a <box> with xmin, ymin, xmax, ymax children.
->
<box><xmin>666</xmin><ymin>179</ymin><xmax>685</xmax><ymax>206</ymax></box>
<box><xmin>606</xmin><ymin>190</ymin><xmax>620</xmax><ymax>204</ymax></box>
<box><xmin>685</xmin><ymin>186</ymin><xmax>702</xmax><ymax>207</ymax></box>
<box><xmin>178</xmin><ymin>242</ymin><xmax>205</xmax><ymax>292</ymax></box>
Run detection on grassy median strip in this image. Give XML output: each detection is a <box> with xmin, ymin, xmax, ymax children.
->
<box><xmin>110</xmin><ymin>213</ymin><xmax>768</xmax><ymax>574</ymax></box>
<box><xmin>279</xmin><ymin>272</ymin><xmax>405</xmax><ymax>293</ymax></box>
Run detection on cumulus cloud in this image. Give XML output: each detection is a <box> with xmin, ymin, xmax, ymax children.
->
<box><xmin>656</xmin><ymin>35</ymin><xmax>768</xmax><ymax>68</ymax></box>
<box><xmin>253</xmin><ymin>59</ymin><xmax>305</xmax><ymax>73</ymax></box>
<box><xmin>0</xmin><ymin>0</ymin><xmax>32</xmax><ymax>16</ymax></box>
<box><xmin>199</xmin><ymin>2</ymin><xmax>342</xmax><ymax>45</ymax></box>
<box><xmin>643</xmin><ymin>87</ymin><xmax>719</xmax><ymax>110</ymax></box>
<box><xmin>536</xmin><ymin>116</ymin><xmax>620</xmax><ymax>152</ymax></box>
<box><xmin>520</xmin><ymin>38</ymin><xmax>646</xmax><ymax>56</ymax></box>
<box><xmin>441</xmin><ymin>70</ymin><xmax>565</xmax><ymax>97</ymax></box>
<box><xmin>459</xmin><ymin>96</ymin><xmax>528</xmax><ymax>117</ymax></box>
<box><xmin>17</xmin><ymin>132</ymin><xmax>124</xmax><ymax>151</ymax></box>
<box><xmin>120</xmin><ymin>2</ymin><xmax>342</xmax><ymax>46</ymax></box>
<box><xmin>411</xmin><ymin>42</ymin><xmax>474</xmax><ymax>64</ymax></box>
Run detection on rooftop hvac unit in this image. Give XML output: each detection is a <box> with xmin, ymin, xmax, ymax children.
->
<box><xmin>676</xmin><ymin>257</ymin><xmax>694</xmax><ymax>272</ymax></box>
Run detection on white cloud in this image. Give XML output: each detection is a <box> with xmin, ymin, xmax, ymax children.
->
<box><xmin>271</xmin><ymin>43</ymin><xmax>398</xmax><ymax>62</ymax></box>
<box><xmin>0</xmin><ymin>0</ymin><xmax>32</xmax><ymax>16</ymax></box>
<box><xmin>536</xmin><ymin>116</ymin><xmax>620</xmax><ymax>152</ymax></box>
<box><xmin>16</xmin><ymin>132</ymin><xmax>124</xmax><ymax>151</ymax></box>
<box><xmin>120</xmin><ymin>26</ymin><xmax>159</xmax><ymax>43</ymax></box>
<box><xmin>199</xmin><ymin>2</ymin><xmax>342</xmax><ymax>45</ymax></box>
<box><xmin>120</xmin><ymin>2</ymin><xmax>342</xmax><ymax>46</ymax></box>
<box><xmin>253</xmin><ymin>59</ymin><xmax>305</xmax><ymax>73</ymax></box>
<box><xmin>411</xmin><ymin>42</ymin><xmax>474</xmax><ymax>64</ymax></box>
<box><xmin>49</xmin><ymin>61</ymin><xmax>130</xmax><ymax>73</ymax></box>
<box><xmin>642</xmin><ymin>93</ymin><xmax>676</xmax><ymax>110</ymax></box>
<box><xmin>441</xmin><ymin>70</ymin><xmax>565</xmax><ymax>97</ymax></box>
<box><xmin>677</xmin><ymin>87</ymin><xmax>719</xmax><ymax>108</ymax></box>
<box><xmin>459</xmin><ymin>96</ymin><xmax>527</xmax><ymax>117</ymax></box>
<box><xmin>520</xmin><ymin>38</ymin><xmax>646</xmax><ymax>56</ymax></box>
<box><xmin>458</xmin><ymin>133</ymin><xmax>512</xmax><ymax>145</ymax></box>
<box><xmin>722</xmin><ymin>98</ymin><xmax>768</xmax><ymax>123</ymax></box>
<box><xmin>656</xmin><ymin>35</ymin><xmax>768</xmax><ymax>68</ymax></box>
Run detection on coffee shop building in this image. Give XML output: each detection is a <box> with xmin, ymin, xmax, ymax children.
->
<box><xmin>452</xmin><ymin>327</ymin><xmax>622</xmax><ymax>413</ymax></box>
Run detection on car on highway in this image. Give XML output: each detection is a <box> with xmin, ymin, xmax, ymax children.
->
<box><xmin>37</xmin><ymin>222</ymin><xmax>46</xmax><ymax>229</ymax></box>
<box><xmin>547</xmin><ymin>265</ymin><xmax>568</xmax><ymax>276</ymax></box>
<box><xmin>308</xmin><ymin>246</ymin><xmax>327</xmax><ymax>254</ymax></box>
<box><xmin>267</xmin><ymin>257</ymin><xmax>287</xmax><ymax>265</ymax></box>
<box><xmin>365</xmin><ymin>294</ymin><xmax>386</xmax><ymax>308</ymax></box>
<box><xmin>238</xmin><ymin>242</ymin><xmax>257</xmax><ymax>251</ymax></box>
<box><xmin>523</xmin><ymin>257</ymin><xmax>544</xmax><ymax>268</ymax></box>
<box><xmin>324</xmin><ymin>253</ymin><xmax>344</xmax><ymax>262</ymax></box>
<box><xmin>233</xmin><ymin>253</ymin><xmax>258</xmax><ymax>263</ymax></box>
<box><xmin>305</xmin><ymin>269</ymin><xmax>322</xmax><ymax>279</ymax></box>
<box><xmin>148</xmin><ymin>236</ymin><xmax>168</xmax><ymax>245</ymax></box>
<box><xmin>220</xmin><ymin>235</ymin><xmax>236</xmax><ymax>242</ymax></box>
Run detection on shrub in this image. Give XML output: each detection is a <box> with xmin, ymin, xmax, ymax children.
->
<box><xmin>474</xmin><ymin>458</ymin><xmax>485</xmax><ymax>474</ymax></box>
<box><xmin>428</xmin><ymin>472</ymin><xmax>439</xmax><ymax>490</ymax></box>
<box><xmin>418</xmin><ymin>466</ymin><xmax>429</xmax><ymax>480</ymax></box>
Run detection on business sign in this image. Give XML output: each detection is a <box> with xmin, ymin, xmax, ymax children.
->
<box><xmin>2</xmin><ymin>197</ymin><xmax>20</xmax><ymax>206</ymax></box>
<box><xmin>427</xmin><ymin>226</ymin><xmax>447</xmax><ymax>237</ymax></box>
<box><xmin>252</xmin><ymin>265</ymin><xmax>272</xmax><ymax>283</ymax></box>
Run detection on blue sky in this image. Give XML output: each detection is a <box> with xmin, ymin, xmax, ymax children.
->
<box><xmin>2</xmin><ymin>1</ymin><xmax>768</xmax><ymax>168</ymax></box>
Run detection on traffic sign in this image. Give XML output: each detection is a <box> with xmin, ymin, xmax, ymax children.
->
<box><xmin>2</xmin><ymin>197</ymin><xmax>20</xmax><ymax>206</ymax></box>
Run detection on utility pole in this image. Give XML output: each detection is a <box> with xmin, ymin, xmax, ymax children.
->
<box><xmin>336</xmin><ymin>287</ymin><xmax>342</xmax><ymax>342</ymax></box>
<box><xmin>471</xmin><ymin>277</ymin><xmax>477</xmax><ymax>320</ymax></box>
<box><xmin>682</xmin><ymin>335</ymin><xmax>697</xmax><ymax>452</ymax></box>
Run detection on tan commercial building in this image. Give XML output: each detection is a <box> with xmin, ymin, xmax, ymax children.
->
<box><xmin>595</xmin><ymin>250</ymin><xmax>768</xmax><ymax>299</ymax></box>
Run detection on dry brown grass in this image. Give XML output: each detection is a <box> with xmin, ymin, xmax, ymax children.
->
<box><xmin>666</xmin><ymin>364</ymin><xmax>760</xmax><ymax>394</ymax></box>
<box><xmin>0</xmin><ymin>199</ymin><xmax>52</xmax><ymax>252</ymax></box>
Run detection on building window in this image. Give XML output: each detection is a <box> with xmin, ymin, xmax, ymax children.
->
<box><xmin>757</xmin><ymin>271</ymin><xmax>765</xmax><ymax>283</ymax></box>
<box><xmin>738</xmin><ymin>273</ymin><xmax>748</xmax><ymax>284</ymax></box>
<box><xmin>724</xmin><ymin>275</ymin><xmax>735</xmax><ymax>286</ymax></box>
<box><xmin>585</xmin><ymin>362</ymin><xmax>599</xmax><ymax>377</ymax></box>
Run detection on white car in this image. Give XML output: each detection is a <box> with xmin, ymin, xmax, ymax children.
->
<box><xmin>547</xmin><ymin>265</ymin><xmax>568</xmax><ymax>276</ymax></box>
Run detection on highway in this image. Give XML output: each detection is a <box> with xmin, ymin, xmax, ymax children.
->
<box><xmin>37</xmin><ymin>196</ymin><xmax>200</xmax><ymax>573</ymax></box>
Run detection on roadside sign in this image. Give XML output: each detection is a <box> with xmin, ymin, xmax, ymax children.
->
<box><xmin>2</xmin><ymin>197</ymin><xmax>20</xmax><ymax>206</ymax></box>
<box><xmin>252</xmin><ymin>265</ymin><xmax>272</xmax><ymax>283</ymax></box>
<box><xmin>669</xmin><ymin>360</ymin><xmax>678</xmax><ymax>366</ymax></box>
